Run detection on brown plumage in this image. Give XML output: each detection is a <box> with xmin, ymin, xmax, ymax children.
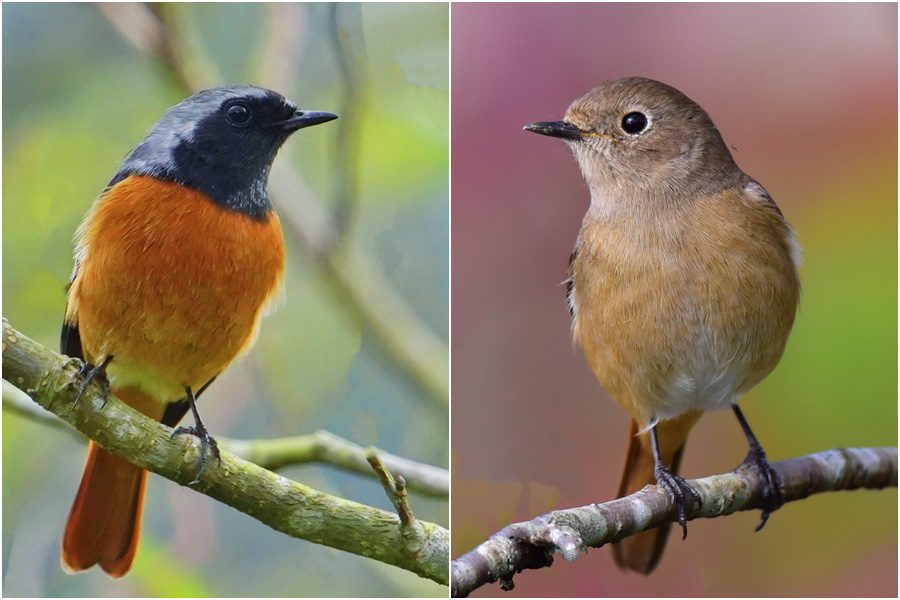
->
<box><xmin>526</xmin><ymin>77</ymin><xmax>800</xmax><ymax>573</ymax></box>
<box><xmin>612</xmin><ymin>413</ymin><xmax>701</xmax><ymax>574</ymax></box>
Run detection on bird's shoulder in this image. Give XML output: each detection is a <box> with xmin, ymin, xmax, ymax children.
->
<box><xmin>565</xmin><ymin>236</ymin><xmax>581</xmax><ymax>320</ymax></box>
<box><xmin>740</xmin><ymin>177</ymin><xmax>783</xmax><ymax>216</ymax></box>
<box><xmin>732</xmin><ymin>178</ymin><xmax>802</xmax><ymax>269</ymax></box>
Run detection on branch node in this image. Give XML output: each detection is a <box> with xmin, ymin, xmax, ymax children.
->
<box><xmin>543</xmin><ymin>524</ymin><xmax>582</xmax><ymax>562</ymax></box>
<box><xmin>366</xmin><ymin>448</ymin><xmax>416</xmax><ymax>527</ymax></box>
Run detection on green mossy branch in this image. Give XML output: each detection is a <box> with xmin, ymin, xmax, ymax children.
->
<box><xmin>2</xmin><ymin>319</ymin><xmax>448</xmax><ymax>585</ymax></box>
<box><xmin>228</xmin><ymin>431</ymin><xmax>448</xmax><ymax>497</ymax></box>
<box><xmin>3</xmin><ymin>387</ymin><xmax>448</xmax><ymax>498</ymax></box>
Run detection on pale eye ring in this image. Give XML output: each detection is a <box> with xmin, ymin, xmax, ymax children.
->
<box><xmin>621</xmin><ymin>112</ymin><xmax>648</xmax><ymax>135</ymax></box>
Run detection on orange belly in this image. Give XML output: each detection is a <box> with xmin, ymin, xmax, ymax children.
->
<box><xmin>66</xmin><ymin>175</ymin><xmax>285</xmax><ymax>403</ymax></box>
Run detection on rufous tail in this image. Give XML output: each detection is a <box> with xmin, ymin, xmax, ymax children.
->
<box><xmin>62</xmin><ymin>387</ymin><xmax>163</xmax><ymax>578</ymax></box>
<box><xmin>62</xmin><ymin>442</ymin><xmax>146</xmax><ymax>578</ymax></box>
<box><xmin>611</xmin><ymin>411</ymin><xmax>702</xmax><ymax>574</ymax></box>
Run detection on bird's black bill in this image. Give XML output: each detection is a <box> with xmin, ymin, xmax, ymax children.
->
<box><xmin>278</xmin><ymin>110</ymin><xmax>339</xmax><ymax>131</ymax></box>
<box><xmin>523</xmin><ymin>120</ymin><xmax>584</xmax><ymax>140</ymax></box>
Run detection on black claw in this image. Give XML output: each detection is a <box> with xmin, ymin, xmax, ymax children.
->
<box><xmin>171</xmin><ymin>424</ymin><xmax>219</xmax><ymax>484</ymax></box>
<box><xmin>648</xmin><ymin>424</ymin><xmax>700</xmax><ymax>540</ymax></box>
<box><xmin>171</xmin><ymin>386</ymin><xmax>219</xmax><ymax>485</ymax></box>
<box><xmin>732</xmin><ymin>405</ymin><xmax>784</xmax><ymax>532</ymax></box>
<box><xmin>71</xmin><ymin>355</ymin><xmax>113</xmax><ymax>407</ymax></box>
<box><xmin>741</xmin><ymin>445</ymin><xmax>784</xmax><ymax>532</ymax></box>
<box><xmin>655</xmin><ymin>463</ymin><xmax>701</xmax><ymax>539</ymax></box>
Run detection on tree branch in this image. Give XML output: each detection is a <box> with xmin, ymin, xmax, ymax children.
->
<box><xmin>326</xmin><ymin>3</ymin><xmax>367</xmax><ymax>240</ymax></box>
<box><xmin>253</xmin><ymin>3</ymin><xmax>306</xmax><ymax>95</ymax></box>
<box><xmin>368</xmin><ymin>450</ymin><xmax>416</xmax><ymax>526</ymax></box>
<box><xmin>226</xmin><ymin>430</ymin><xmax>448</xmax><ymax>497</ymax></box>
<box><xmin>2</xmin><ymin>319</ymin><xmax>448</xmax><ymax>585</ymax></box>
<box><xmin>96</xmin><ymin>3</ymin><xmax>449</xmax><ymax>407</ymax></box>
<box><xmin>3</xmin><ymin>384</ymin><xmax>448</xmax><ymax>497</ymax></box>
<box><xmin>451</xmin><ymin>446</ymin><xmax>897</xmax><ymax>597</ymax></box>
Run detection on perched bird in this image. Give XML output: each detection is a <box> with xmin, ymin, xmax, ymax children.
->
<box><xmin>60</xmin><ymin>86</ymin><xmax>337</xmax><ymax>577</ymax></box>
<box><xmin>525</xmin><ymin>77</ymin><xmax>800</xmax><ymax>574</ymax></box>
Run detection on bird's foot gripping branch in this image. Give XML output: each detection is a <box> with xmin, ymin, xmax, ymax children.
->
<box><xmin>2</xmin><ymin>319</ymin><xmax>449</xmax><ymax>586</ymax></box>
<box><xmin>450</xmin><ymin>446</ymin><xmax>897</xmax><ymax>597</ymax></box>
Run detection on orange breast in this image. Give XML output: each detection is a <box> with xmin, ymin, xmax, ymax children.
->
<box><xmin>68</xmin><ymin>175</ymin><xmax>285</xmax><ymax>403</ymax></box>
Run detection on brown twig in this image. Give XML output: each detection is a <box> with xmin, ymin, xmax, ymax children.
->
<box><xmin>254</xmin><ymin>3</ymin><xmax>306</xmax><ymax>93</ymax></box>
<box><xmin>327</xmin><ymin>3</ymin><xmax>366</xmax><ymax>240</ymax></box>
<box><xmin>451</xmin><ymin>446</ymin><xmax>898</xmax><ymax>597</ymax></box>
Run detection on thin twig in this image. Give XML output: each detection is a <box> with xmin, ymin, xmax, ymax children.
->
<box><xmin>450</xmin><ymin>446</ymin><xmax>898</xmax><ymax>597</ymax></box>
<box><xmin>254</xmin><ymin>3</ymin><xmax>306</xmax><ymax>93</ymax></box>
<box><xmin>327</xmin><ymin>3</ymin><xmax>366</xmax><ymax>240</ymax></box>
<box><xmin>2</xmin><ymin>319</ymin><xmax>448</xmax><ymax>585</ymax></box>
<box><xmin>230</xmin><ymin>430</ymin><xmax>447</xmax><ymax>497</ymax></box>
<box><xmin>149</xmin><ymin>4</ymin><xmax>221</xmax><ymax>90</ymax></box>
<box><xmin>367</xmin><ymin>449</ymin><xmax>416</xmax><ymax>525</ymax></box>
<box><xmin>96</xmin><ymin>3</ymin><xmax>162</xmax><ymax>57</ymax></box>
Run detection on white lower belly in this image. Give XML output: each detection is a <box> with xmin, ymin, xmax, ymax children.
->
<box><xmin>106</xmin><ymin>361</ymin><xmax>183</xmax><ymax>404</ymax></box>
<box><xmin>653</xmin><ymin>372</ymin><xmax>740</xmax><ymax>421</ymax></box>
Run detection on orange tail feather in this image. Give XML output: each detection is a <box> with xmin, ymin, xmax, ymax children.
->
<box><xmin>611</xmin><ymin>411</ymin><xmax>702</xmax><ymax>574</ymax></box>
<box><xmin>62</xmin><ymin>386</ymin><xmax>163</xmax><ymax>578</ymax></box>
<box><xmin>62</xmin><ymin>441</ymin><xmax>147</xmax><ymax>578</ymax></box>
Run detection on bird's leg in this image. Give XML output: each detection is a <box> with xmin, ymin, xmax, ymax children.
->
<box><xmin>72</xmin><ymin>355</ymin><xmax>113</xmax><ymax>407</ymax></box>
<box><xmin>650</xmin><ymin>424</ymin><xmax>702</xmax><ymax>540</ymax></box>
<box><xmin>171</xmin><ymin>386</ymin><xmax>221</xmax><ymax>484</ymax></box>
<box><xmin>732</xmin><ymin>404</ymin><xmax>784</xmax><ymax>531</ymax></box>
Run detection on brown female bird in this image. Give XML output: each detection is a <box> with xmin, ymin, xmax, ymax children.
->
<box><xmin>526</xmin><ymin>77</ymin><xmax>800</xmax><ymax>574</ymax></box>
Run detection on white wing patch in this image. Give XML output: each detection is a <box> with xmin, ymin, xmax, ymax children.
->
<box><xmin>565</xmin><ymin>243</ymin><xmax>580</xmax><ymax>322</ymax></box>
<box><xmin>784</xmin><ymin>225</ymin><xmax>803</xmax><ymax>269</ymax></box>
<box><xmin>744</xmin><ymin>179</ymin><xmax>802</xmax><ymax>268</ymax></box>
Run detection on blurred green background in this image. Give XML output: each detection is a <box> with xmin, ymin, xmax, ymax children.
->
<box><xmin>3</xmin><ymin>2</ymin><xmax>447</xmax><ymax>597</ymax></box>
<box><xmin>451</xmin><ymin>3</ymin><xmax>897</xmax><ymax>597</ymax></box>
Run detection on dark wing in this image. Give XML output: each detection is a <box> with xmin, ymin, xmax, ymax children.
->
<box><xmin>60</xmin><ymin>319</ymin><xmax>83</xmax><ymax>360</ymax></box>
<box><xmin>565</xmin><ymin>237</ymin><xmax>581</xmax><ymax>320</ymax></box>
<box><xmin>744</xmin><ymin>178</ymin><xmax>783</xmax><ymax>217</ymax></box>
<box><xmin>161</xmin><ymin>376</ymin><xmax>218</xmax><ymax>427</ymax></box>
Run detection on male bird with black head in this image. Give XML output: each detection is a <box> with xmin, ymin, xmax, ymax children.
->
<box><xmin>61</xmin><ymin>86</ymin><xmax>337</xmax><ymax>577</ymax></box>
<box><xmin>526</xmin><ymin>77</ymin><xmax>800</xmax><ymax>574</ymax></box>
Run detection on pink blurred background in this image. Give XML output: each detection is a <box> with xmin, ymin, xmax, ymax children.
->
<box><xmin>451</xmin><ymin>3</ymin><xmax>897</xmax><ymax>597</ymax></box>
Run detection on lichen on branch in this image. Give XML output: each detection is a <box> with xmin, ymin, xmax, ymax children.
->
<box><xmin>451</xmin><ymin>446</ymin><xmax>897</xmax><ymax>597</ymax></box>
<box><xmin>2</xmin><ymin>319</ymin><xmax>449</xmax><ymax>585</ymax></box>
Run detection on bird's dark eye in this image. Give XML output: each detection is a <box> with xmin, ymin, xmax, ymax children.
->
<box><xmin>226</xmin><ymin>104</ymin><xmax>252</xmax><ymax>125</ymax></box>
<box><xmin>621</xmin><ymin>112</ymin><xmax>648</xmax><ymax>135</ymax></box>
